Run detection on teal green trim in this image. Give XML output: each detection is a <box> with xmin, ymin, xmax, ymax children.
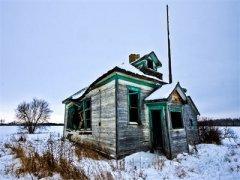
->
<box><xmin>146</xmin><ymin>102</ymin><xmax>167</xmax><ymax>108</ymax></box>
<box><xmin>96</xmin><ymin>73</ymin><xmax>161</xmax><ymax>88</ymax></box>
<box><xmin>132</xmin><ymin>60</ymin><xmax>146</xmax><ymax>67</ymax></box>
<box><xmin>96</xmin><ymin>75</ymin><xmax>116</xmax><ymax>87</ymax></box>
<box><xmin>131</xmin><ymin>51</ymin><xmax>162</xmax><ymax>68</ymax></box>
<box><xmin>168</xmin><ymin>105</ymin><xmax>182</xmax><ymax>112</ymax></box>
<box><xmin>119</xmin><ymin>74</ymin><xmax>160</xmax><ymax>88</ymax></box>
<box><xmin>149</xmin><ymin>52</ymin><xmax>162</xmax><ymax>67</ymax></box>
<box><xmin>148</xmin><ymin>104</ymin><xmax>166</xmax><ymax>148</ymax></box>
<box><xmin>66</xmin><ymin>98</ymin><xmax>92</xmax><ymax>131</ymax></box>
<box><xmin>127</xmin><ymin>85</ymin><xmax>140</xmax><ymax>92</ymax></box>
<box><xmin>132</xmin><ymin>58</ymin><xmax>159</xmax><ymax>71</ymax></box>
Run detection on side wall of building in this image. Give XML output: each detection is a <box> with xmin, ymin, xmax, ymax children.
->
<box><xmin>64</xmin><ymin>80</ymin><xmax>117</xmax><ymax>158</ymax></box>
<box><xmin>167</xmin><ymin>103</ymin><xmax>189</xmax><ymax>158</ymax></box>
<box><xmin>183</xmin><ymin>104</ymin><xmax>199</xmax><ymax>145</ymax></box>
<box><xmin>116</xmin><ymin>79</ymin><xmax>155</xmax><ymax>158</ymax></box>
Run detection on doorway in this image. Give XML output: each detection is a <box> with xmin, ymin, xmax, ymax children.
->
<box><xmin>151</xmin><ymin>110</ymin><xmax>163</xmax><ymax>150</ymax></box>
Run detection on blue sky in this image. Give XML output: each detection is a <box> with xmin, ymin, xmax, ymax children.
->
<box><xmin>0</xmin><ymin>0</ymin><xmax>239</xmax><ymax>123</ymax></box>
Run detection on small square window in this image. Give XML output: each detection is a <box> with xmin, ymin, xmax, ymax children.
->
<box><xmin>171</xmin><ymin>111</ymin><xmax>183</xmax><ymax>129</ymax></box>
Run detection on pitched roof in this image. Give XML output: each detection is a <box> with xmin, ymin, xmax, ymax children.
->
<box><xmin>145</xmin><ymin>82</ymin><xmax>200</xmax><ymax>115</ymax></box>
<box><xmin>145</xmin><ymin>82</ymin><xmax>187</xmax><ymax>101</ymax></box>
<box><xmin>145</xmin><ymin>83</ymin><xmax>177</xmax><ymax>100</ymax></box>
<box><xmin>131</xmin><ymin>51</ymin><xmax>162</xmax><ymax>67</ymax></box>
<box><xmin>117</xmin><ymin>62</ymin><xmax>163</xmax><ymax>81</ymax></box>
<box><xmin>63</xmin><ymin>65</ymin><xmax>167</xmax><ymax>104</ymax></box>
<box><xmin>187</xmin><ymin>96</ymin><xmax>200</xmax><ymax>115</ymax></box>
<box><xmin>62</xmin><ymin>87</ymin><xmax>88</xmax><ymax>104</ymax></box>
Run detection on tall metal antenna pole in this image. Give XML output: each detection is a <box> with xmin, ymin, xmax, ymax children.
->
<box><xmin>167</xmin><ymin>5</ymin><xmax>172</xmax><ymax>84</ymax></box>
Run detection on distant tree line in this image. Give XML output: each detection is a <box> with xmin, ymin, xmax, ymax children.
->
<box><xmin>198</xmin><ymin>117</ymin><xmax>240</xmax><ymax>126</ymax></box>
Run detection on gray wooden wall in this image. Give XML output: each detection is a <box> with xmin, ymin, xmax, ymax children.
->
<box><xmin>166</xmin><ymin>103</ymin><xmax>189</xmax><ymax>158</ymax></box>
<box><xmin>64</xmin><ymin>78</ymin><xmax>199</xmax><ymax>159</ymax></box>
<box><xmin>64</xmin><ymin>81</ymin><xmax>117</xmax><ymax>157</ymax></box>
<box><xmin>166</xmin><ymin>103</ymin><xmax>199</xmax><ymax>158</ymax></box>
<box><xmin>183</xmin><ymin>104</ymin><xmax>199</xmax><ymax>145</ymax></box>
<box><xmin>116</xmin><ymin>79</ymin><xmax>154</xmax><ymax>158</ymax></box>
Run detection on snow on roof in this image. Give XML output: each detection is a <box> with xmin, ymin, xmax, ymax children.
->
<box><xmin>63</xmin><ymin>61</ymin><xmax>166</xmax><ymax>103</ymax></box>
<box><xmin>70</xmin><ymin>87</ymin><xmax>88</xmax><ymax>99</ymax></box>
<box><xmin>145</xmin><ymin>83</ymin><xmax>177</xmax><ymax>100</ymax></box>
<box><xmin>116</xmin><ymin>62</ymin><xmax>163</xmax><ymax>82</ymax></box>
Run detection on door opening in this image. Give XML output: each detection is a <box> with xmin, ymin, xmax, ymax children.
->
<box><xmin>151</xmin><ymin>110</ymin><xmax>163</xmax><ymax>150</ymax></box>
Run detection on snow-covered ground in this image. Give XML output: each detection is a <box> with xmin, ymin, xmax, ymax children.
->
<box><xmin>0</xmin><ymin>126</ymin><xmax>239</xmax><ymax>179</ymax></box>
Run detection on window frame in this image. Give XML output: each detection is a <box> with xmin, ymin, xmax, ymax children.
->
<box><xmin>147</xmin><ymin>60</ymin><xmax>154</xmax><ymax>69</ymax></box>
<box><xmin>127</xmin><ymin>86</ymin><xmax>141</xmax><ymax>125</ymax></box>
<box><xmin>66</xmin><ymin>103</ymin><xmax>79</xmax><ymax>130</ymax></box>
<box><xmin>66</xmin><ymin>98</ymin><xmax>92</xmax><ymax>132</ymax></box>
<box><xmin>78</xmin><ymin>102</ymin><xmax>85</xmax><ymax>129</ymax></box>
<box><xmin>170</xmin><ymin>111</ymin><xmax>184</xmax><ymax>130</ymax></box>
<box><xmin>84</xmin><ymin>98</ymin><xmax>92</xmax><ymax>130</ymax></box>
<box><xmin>169</xmin><ymin>106</ymin><xmax>184</xmax><ymax>130</ymax></box>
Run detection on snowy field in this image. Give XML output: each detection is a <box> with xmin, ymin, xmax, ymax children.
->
<box><xmin>0</xmin><ymin>126</ymin><xmax>240</xmax><ymax>180</ymax></box>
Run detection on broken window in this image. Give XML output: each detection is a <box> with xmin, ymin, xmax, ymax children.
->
<box><xmin>66</xmin><ymin>98</ymin><xmax>92</xmax><ymax>131</ymax></box>
<box><xmin>78</xmin><ymin>103</ymin><xmax>84</xmax><ymax>129</ymax></box>
<box><xmin>85</xmin><ymin>99</ymin><xmax>91</xmax><ymax>129</ymax></box>
<box><xmin>147</xmin><ymin>60</ymin><xmax>153</xmax><ymax>69</ymax></box>
<box><xmin>66</xmin><ymin>105</ymin><xmax>79</xmax><ymax>130</ymax></box>
<box><xmin>128</xmin><ymin>88</ymin><xmax>140</xmax><ymax>123</ymax></box>
<box><xmin>170</xmin><ymin>111</ymin><xmax>183</xmax><ymax>129</ymax></box>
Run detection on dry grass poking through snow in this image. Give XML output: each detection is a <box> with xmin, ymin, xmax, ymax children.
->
<box><xmin>1</xmin><ymin>126</ymin><xmax>239</xmax><ymax>179</ymax></box>
<box><xmin>4</xmin><ymin>135</ymin><xmax>88</xmax><ymax>179</ymax></box>
<box><xmin>74</xmin><ymin>141</ymin><xmax>108</xmax><ymax>161</ymax></box>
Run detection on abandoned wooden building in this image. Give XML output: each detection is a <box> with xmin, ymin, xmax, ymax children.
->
<box><xmin>62</xmin><ymin>6</ymin><xmax>200</xmax><ymax>159</ymax></box>
<box><xmin>62</xmin><ymin>51</ymin><xmax>200</xmax><ymax>159</ymax></box>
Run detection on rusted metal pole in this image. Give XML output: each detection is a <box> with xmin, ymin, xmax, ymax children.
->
<box><xmin>167</xmin><ymin>5</ymin><xmax>172</xmax><ymax>84</ymax></box>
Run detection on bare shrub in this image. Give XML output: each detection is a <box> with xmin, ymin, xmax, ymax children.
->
<box><xmin>199</xmin><ymin>126</ymin><xmax>222</xmax><ymax>145</ymax></box>
<box><xmin>5</xmin><ymin>142</ymin><xmax>25</xmax><ymax>159</ymax></box>
<box><xmin>15</xmin><ymin>98</ymin><xmax>52</xmax><ymax>134</ymax></box>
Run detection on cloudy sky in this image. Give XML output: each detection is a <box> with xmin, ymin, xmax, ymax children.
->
<box><xmin>0</xmin><ymin>0</ymin><xmax>239</xmax><ymax>123</ymax></box>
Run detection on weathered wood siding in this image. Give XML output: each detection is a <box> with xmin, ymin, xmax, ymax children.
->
<box><xmin>183</xmin><ymin>104</ymin><xmax>199</xmax><ymax>145</ymax></box>
<box><xmin>116</xmin><ymin>79</ymin><xmax>155</xmax><ymax>158</ymax></box>
<box><xmin>167</xmin><ymin>103</ymin><xmax>189</xmax><ymax>158</ymax></box>
<box><xmin>161</xmin><ymin>107</ymin><xmax>171</xmax><ymax>158</ymax></box>
<box><xmin>64</xmin><ymin>80</ymin><xmax>117</xmax><ymax>157</ymax></box>
<box><xmin>169</xmin><ymin>128</ymin><xmax>188</xmax><ymax>156</ymax></box>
